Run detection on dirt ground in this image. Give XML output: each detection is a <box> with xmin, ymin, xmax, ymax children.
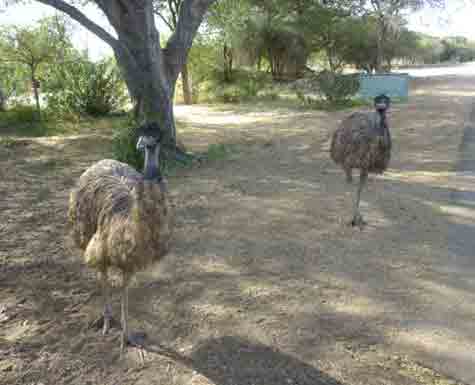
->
<box><xmin>1</xmin><ymin>76</ymin><xmax>474</xmax><ymax>385</ymax></box>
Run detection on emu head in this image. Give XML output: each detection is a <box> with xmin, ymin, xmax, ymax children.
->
<box><xmin>136</xmin><ymin>122</ymin><xmax>162</xmax><ymax>181</ymax></box>
<box><xmin>374</xmin><ymin>94</ymin><xmax>390</xmax><ymax>113</ymax></box>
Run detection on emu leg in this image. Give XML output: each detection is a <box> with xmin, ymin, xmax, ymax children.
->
<box><xmin>102</xmin><ymin>272</ymin><xmax>112</xmax><ymax>335</ymax></box>
<box><xmin>345</xmin><ymin>168</ymin><xmax>353</xmax><ymax>183</ymax></box>
<box><xmin>119</xmin><ymin>280</ymin><xmax>147</xmax><ymax>355</ymax></box>
<box><xmin>120</xmin><ymin>283</ymin><xmax>129</xmax><ymax>354</ymax></box>
<box><xmin>88</xmin><ymin>271</ymin><xmax>118</xmax><ymax>332</ymax></box>
<box><xmin>351</xmin><ymin>171</ymin><xmax>368</xmax><ymax>227</ymax></box>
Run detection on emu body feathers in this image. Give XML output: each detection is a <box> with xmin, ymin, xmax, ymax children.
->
<box><xmin>69</xmin><ymin>159</ymin><xmax>173</xmax><ymax>274</ymax></box>
<box><xmin>331</xmin><ymin>111</ymin><xmax>391</xmax><ymax>175</ymax></box>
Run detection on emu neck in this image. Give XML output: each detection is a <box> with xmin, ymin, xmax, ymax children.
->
<box><xmin>143</xmin><ymin>146</ymin><xmax>161</xmax><ymax>181</ymax></box>
<box><xmin>377</xmin><ymin>109</ymin><xmax>388</xmax><ymax>131</ymax></box>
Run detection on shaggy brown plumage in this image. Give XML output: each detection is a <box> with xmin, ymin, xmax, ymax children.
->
<box><xmin>68</xmin><ymin>129</ymin><xmax>173</xmax><ymax>353</ymax></box>
<box><xmin>330</xmin><ymin>94</ymin><xmax>391</xmax><ymax>226</ymax></box>
<box><xmin>69</xmin><ymin>160</ymin><xmax>172</xmax><ymax>272</ymax></box>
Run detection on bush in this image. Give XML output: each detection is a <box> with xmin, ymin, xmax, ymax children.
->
<box><xmin>111</xmin><ymin>121</ymin><xmax>143</xmax><ymax>172</ymax></box>
<box><xmin>315</xmin><ymin>70</ymin><xmax>360</xmax><ymax>104</ymax></box>
<box><xmin>45</xmin><ymin>56</ymin><xmax>128</xmax><ymax>118</ymax></box>
<box><xmin>112</xmin><ymin>121</ymin><xmax>195</xmax><ymax>176</ymax></box>
<box><xmin>2</xmin><ymin>104</ymin><xmax>37</xmax><ymax>123</ymax></box>
<box><xmin>203</xmin><ymin>70</ymin><xmax>270</xmax><ymax>103</ymax></box>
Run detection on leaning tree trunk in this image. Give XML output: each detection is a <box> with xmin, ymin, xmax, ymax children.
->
<box><xmin>104</xmin><ymin>3</ymin><xmax>185</xmax><ymax>151</ymax></box>
<box><xmin>181</xmin><ymin>62</ymin><xmax>192</xmax><ymax>105</ymax></box>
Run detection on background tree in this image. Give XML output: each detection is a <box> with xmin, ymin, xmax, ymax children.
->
<box><xmin>207</xmin><ymin>0</ymin><xmax>253</xmax><ymax>82</ymax></box>
<box><xmin>0</xmin><ymin>16</ymin><xmax>71</xmax><ymax>119</ymax></box>
<box><xmin>366</xmin><ymin>0</ymin><xmax>444</xmax><ymax>72</ymax></box>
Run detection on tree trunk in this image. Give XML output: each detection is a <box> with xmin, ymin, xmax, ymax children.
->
<box><xmin>375</xmin><ymin>16</ymin><xmax>387</xmax><ymax>74</ymax></box>
<box><xmin>181</xmin><ymin>62</ymin><xmax>192</xmax><ymax>105</ymax></box>
<box><xmin>31</xmin><ymin>69</ymin><xmax>41</xmax><ymax>120</ymax></box>
<box><xmin>0</xmin><ymin>88</ymin><xmax>5</xmax><ymax>112</ymax></box>
<box><xmin>223</xmin><ymin>43</ymin><xmax>233</xmax><ymax>82</ymax></box>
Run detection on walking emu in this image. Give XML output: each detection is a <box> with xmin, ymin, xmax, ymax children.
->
<box><xmin>68</xmin><ymin>122</ymin><xmax>174</xmax><ymax>353</ymax></box>
<box><xmin>330</xmin><ymin>94</ymin><xmax>391</xmax><ymax>227</ymax></box>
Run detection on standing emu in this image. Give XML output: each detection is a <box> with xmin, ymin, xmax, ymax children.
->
<box><xmin>68</xmin><ymin>122</ymin><xmax>174</xmax><ymax>353</ymax></box>
<box><xmin>330</xmin><ymin>94</ymin><xmax>391</xmax><ymax>227</ymax></box>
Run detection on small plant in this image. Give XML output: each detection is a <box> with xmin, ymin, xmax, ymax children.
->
<box><xmin>0</xmin><ymin>137</ymin><xmax>16</xmax><ymax>148</ymax></box>
<box><xmin>315</xmin><ymin>70</ymin><xmax>360</xmax><ymax>104</ymax></box>
<box><xmin>112</xmin><ymin>120</ymin><xmax>143</xmax><ymax>172</ymax></box>
<box><xmin>205</xmin><ymin>143</ymin><xmax>238</xmax><ymax>161</ymax></box>
<box><xmin>4</xmin><ymin>104</ymin><xmax>37</xmax><ymax>123</ymax></box>
<box><xmin>112</xmin><ymin>119</ymin><xmax>194</xmax><ymax>176</ymax></box>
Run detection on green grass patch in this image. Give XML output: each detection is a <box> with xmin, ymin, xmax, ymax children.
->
<box><xmin>0</xmin><ymin>105</ymin><xmax>129</xmax><ymax>137</ymax></box>
<box><xmin>205</xmin><ymin>143</ymin><xmax>240</xmax><ymax>161</ymax></box>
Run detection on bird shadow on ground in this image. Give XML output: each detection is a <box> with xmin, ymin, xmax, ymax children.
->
<box><xmin>138</xmin><ymin>335</ymin><xmax>346</xmax><ymax>385</ymax></box>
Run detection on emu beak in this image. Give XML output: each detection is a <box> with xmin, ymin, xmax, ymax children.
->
<box><xmin>136</xmin><ymin>136</ymin><xmax>145</xmax><ymax>151</ymax></box>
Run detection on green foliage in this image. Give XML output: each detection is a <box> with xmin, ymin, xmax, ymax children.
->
<box><xmin>111</xmin><ymin>120</ymin><xmax>144</xmax><ymax>172</ymax></box>
<box><xmin>0</xmin><ymin>16</ymin><xmax>73</xmax><ymax>117</ymax></box>
<box><xmin>45</xmin><ymin>56</ymin><xmax>128</xmax><ymax>118</ymax></box>
<box><xmin>0</xmin><ymin>104</ymin><xmax>51</xmax><ymax>136</ymax></box>
<box><xmin>0</xmin><ymin>64</ymin><xmax>28</xmax><ymax>109</ymax></box>
<box><xmin>315</xmin><ymin>70</ymin><xmax>360</xmax><ymax>104</ymax></box>
<box><xmin>203</xmin><ymin>70</ymin><xmax>271</xmax><ymax>103</ymax></box>
<box><xmin>439</xmin><ymin>36</ymin><xmax>475</xmax><ymax>63</ymax></box>
<box><xmin>111</xmin><ymin>119</ymin><xmax>194</xmax><ymax>176</ymax></box>
<box><xmin>205</xmin><ymin>143</ymin><xmax>238</xmax><ymax>161</ymax></box>
<box><xmin>181</xmin><ymin>37</ymin><xmax>221</xmax><ymax>103</ymax></box>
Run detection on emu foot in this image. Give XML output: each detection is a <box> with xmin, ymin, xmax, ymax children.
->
<box><xmin>350</xmin><ymin>214</ymin><xmax>367</xmax><ymax>228</ymax></box>
<box><xmin>88</xmin><ymin>314</ymin><xmax>120</xmax><ymax>334</ymax></box>
<box><xmin>120</xmin><ymin>331</ymin><xmax>148</xmax><ymax>357</ymax></box>
<box><xmin>127</xmin><ymin>331</ymin><xmax>147</xmax><ymax>347</ymax></box>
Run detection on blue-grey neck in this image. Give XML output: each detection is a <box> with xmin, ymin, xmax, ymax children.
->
<box><xmin>143</xmin><ymin>145</ymin><xmax>162</xmax><ymax>181</ymax></box>
<box><xmin>377</xmin><ymin>109</ymin><xmax>387</xmax><ymax>129</ymax></box>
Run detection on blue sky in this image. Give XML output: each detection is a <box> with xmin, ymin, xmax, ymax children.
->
<box><xmin>1</xmin><ymin>1</ymin><xmax>474</xmax><ymax>60</ymax></box>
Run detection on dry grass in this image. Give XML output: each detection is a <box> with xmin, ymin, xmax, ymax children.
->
<box><xmin>0</xmin><ymin>76</ymin><xmax>473</xmax><ymax>385</ymax></box>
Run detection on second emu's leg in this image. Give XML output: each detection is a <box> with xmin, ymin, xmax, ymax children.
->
<box><xmin>351</xmin><ymin>170</ymin><xmax>368</xmax><ymax>227</ymax></box>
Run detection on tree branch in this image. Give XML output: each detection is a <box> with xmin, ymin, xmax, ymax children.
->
<box><xmin>34</xmin><ymin>0</ymin><xmax>119</xmax><ymax>49</ymax></box>
<box><xmin>155</xmin><ymin>10</ymin><xmax>175</xmax><ymax>31</ymax></box>
<box><xmin>164</xmin><ymin>0</ymin><xmax>216</xmax><ymax>80</ymax></box>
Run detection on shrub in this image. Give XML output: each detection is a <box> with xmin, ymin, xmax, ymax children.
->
<box><xmin>3</xmin><ymin>104</ymin><xmax>37</xmax><ymax>123</ymax></box>
<box><xmin>315</xmin><ymin>70</ymin><xmax>360</xmax><ymax>104</ymax></box>
<box><xmin>111</xmin><ymin>121</ymin><xmax>143</xmax><ymax>172</ymax></box>
<box><xmin>45</xmin><ymin>56</ymin><xmax>128</xmax><ymax>118</ymax></box>
<box><xmin>203</xmin><ymin>70</ymin><xmax>271</xmax><ymax>103</ymax></box>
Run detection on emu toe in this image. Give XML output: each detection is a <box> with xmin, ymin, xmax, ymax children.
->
<box><xmin>350</xmin><ymin>214</ymin><xmax>367</xmax><ymax>228</ymax></box>
<box><xmin>88</xmin><ymin>315</ymin><xmax>120</xmax><ymax>333</ymax></box>
<box><xmin>120</xmin><ymin>331</ymin><xmax>147</xmax><ymax>355</ymax></box>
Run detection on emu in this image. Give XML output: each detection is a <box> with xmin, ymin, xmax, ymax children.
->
<box><xmin>68</xmin><ymin>123</ymin><xmax>174</xmax><ymax>353</ymax></box>
<box><xmin>330</xmin><ymin>94</ymin><xmax>391</xmax><ymax>227</ymax></box>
